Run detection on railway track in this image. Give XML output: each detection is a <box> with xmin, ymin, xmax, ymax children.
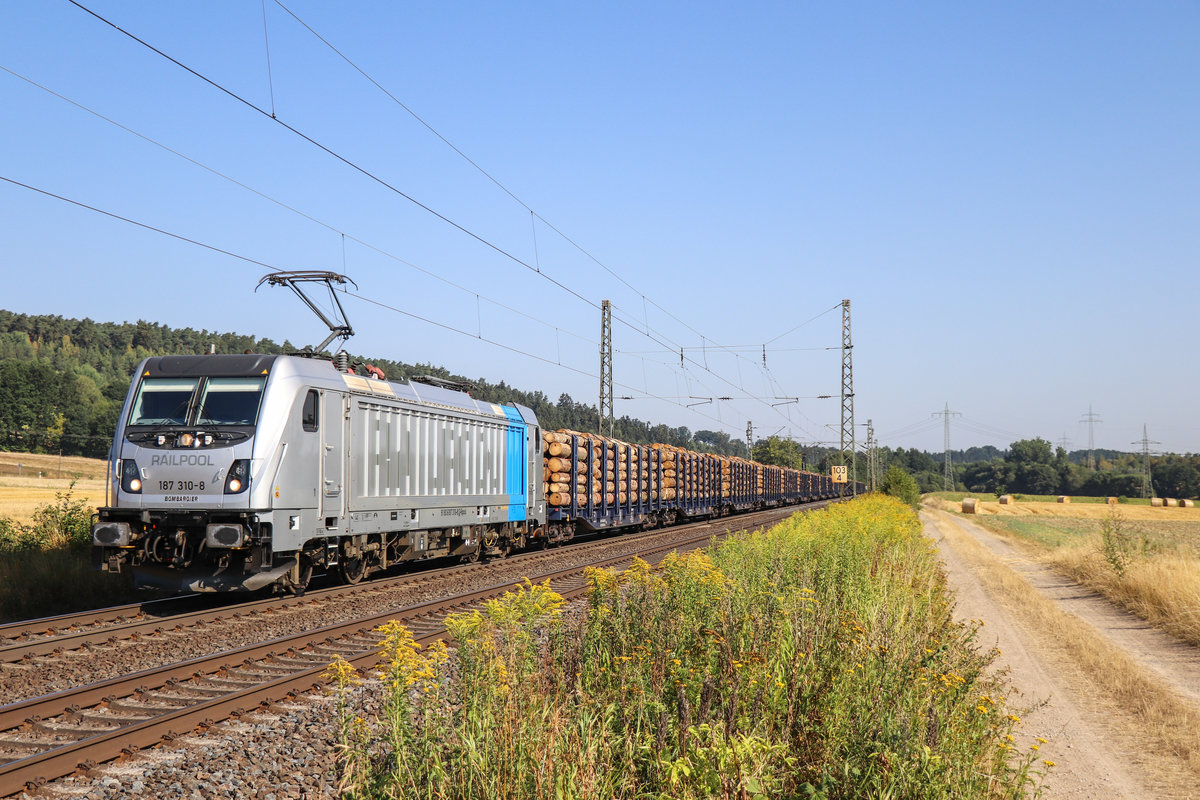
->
<box><xmin>0</xmin><ymin>563</ymin><xmax>462</xmax><ymax>666</ymax></box>
<box><xmin>2</xmin><ymin>516</ymin><xmax>741</xmax><ymax>668</ymax></box>
<box><xmin>0</xmin><ymin>504</ymin><xmax>817</xmax><ymax>796</ymax></box>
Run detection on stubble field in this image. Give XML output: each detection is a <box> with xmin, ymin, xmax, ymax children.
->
<box><xmin>0</xmin><ymin>452</ymin><xmax>108</xmax><ymax>524</ymax></box>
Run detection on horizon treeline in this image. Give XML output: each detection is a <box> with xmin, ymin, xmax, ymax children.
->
<box><xmin>0</xmin><ymin>310</ymin><xmax>765</xmax><ymax>460</ymax></box>
<box><xmin>0</xmin><ymin>310</ymin><xmax>1195</xmax><ymax>498</ymax></box>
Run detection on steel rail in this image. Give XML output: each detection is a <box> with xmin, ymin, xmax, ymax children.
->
<box><xmin>0</xmin><ymin>596</ymin><xmax>196</xmax><ymax>642</ymax></box>
<box><xmin>0</xmin><ymin>503</ymin><xmax>807</xmax><ymax>663</ymax></box>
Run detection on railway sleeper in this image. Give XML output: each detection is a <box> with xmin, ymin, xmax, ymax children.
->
<box><xmin>68</xmin><ymin>709</ymin><xmax>150</xmax><ymax>727</ymax></box>
<box><xmin>140</xmin><ymin>687</ymin><xmax>220</xmax><ymax>702</ymax></box>
<box><xmin>103</xmin><ymin>698</ymin><xmax>178</xmax><ymax>715</ymax></box>
<box><xmin>29</xmin><ymin>720</ymin><xmax>100</xmax><ymax>738</ymax></box>
<box><xmin>192</xmin><ymin>675</ymin><xmax>263</xmax><ymax>690</ymax></box>
<box><xmin>0</xmin><ymin>738</ymin><xmax>49</xmax><ymax>754</ymax></box>
<box><xmin>268</xmin><ymin>654</ymin><xmax>329</xmax><ymax>668</ymax></box>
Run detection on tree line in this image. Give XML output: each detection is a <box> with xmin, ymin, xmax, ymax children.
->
<box><xmin>0</xmin><ymin>311</ymin><xmax>749</xmax><ymax>459</ymax></box>
<box><xmin>2</xmin><ymin>310</ymin><xmax>1194</xmax><ymax>499</ymax></box>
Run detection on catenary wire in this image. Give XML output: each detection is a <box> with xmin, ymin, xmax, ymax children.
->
<box><xmin>265</xmin><ymin>0</ymin><xmax>834</xmax><ymax>407</ymax></box>
<box><xmin>0</xmin><ymin>63</ymin><xmax>597</xmax><ymax>350</ymax></box>
<box><xmin>59</xmin><ymin>0</ymin><xmax>832</xmax><ymax>438</ymax></box>
<box><xmin>0</xmin><ymin>175</ymin><xmax>280</xmax><ymax>271</ymax></box>
<box><xmin>0</xmin><ymin>169</ymin><xmax>746</xmax><ymax>433</ymax></box>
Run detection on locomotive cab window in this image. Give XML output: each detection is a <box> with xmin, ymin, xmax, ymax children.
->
<box><xmin>128</xmin><ymin>376</ymin><xmax>265</xmax><ymax>427</ymax></box>
<box><xmin>195</xmin><ymin>377</ymin><xmax>266</xmax><ymax>426</ymax></box>
<box><xmin>302</xmin><ymin>389</ymin><xmax>319</xmax><ymax>431</ymax></box>
<box><xmin>128</xmin><ymin>378</ymin><xmax>198</xmax><ymax>426</ymax></box>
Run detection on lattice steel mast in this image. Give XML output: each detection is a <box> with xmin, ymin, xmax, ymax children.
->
<box><xmin>599</xmin><ymin>300</ymin><xmax>613</xmax><ymax>435</ymax></box>
<box><xmin>1081</xmin><ymin>404</ymin><xmax>1102</xmax><ymax>469</ymax></box>
<box><xmin>932</xmin><ymin>403</ymin><xmax>960</xmax><ymax>491</ymax></box>
<box><xmin>866</xmin><ymin>418</ymin><xmax>877</xmax><ymax>492</ymax></box>
<box><xmin>840</xmin><ymin>299</ymin><xmax>856</xmax><ymax>495</ymax></box>
<box><xmin>1132</xmin><ymin>424</ymin><xmax>1159</xmax><ymax>499</ymax></box>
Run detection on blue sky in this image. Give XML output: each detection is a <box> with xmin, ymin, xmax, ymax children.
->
<box><xmin>2</xmin><ymin>1</ymin><xmax>1196</xmax><ymax>455</ymax></box>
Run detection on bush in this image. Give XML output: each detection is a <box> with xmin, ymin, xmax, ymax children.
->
<box><xmin>330</xmin><ymin>497</ymin><xmax>1043</xmax><ymax>799</ymax></box>
<box><xmin>0</xmin><ymin>484</ymin><xmax>137</xmax><ymax>622</ymax></box>
<box><xmin>880</xmin><ymin>465</ymin><xmax>921</xmax><ymax>508</ymax></box>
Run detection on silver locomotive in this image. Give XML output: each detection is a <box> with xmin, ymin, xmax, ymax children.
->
<box><xmin>92</xmin><ymin>353</ymin><xmax>545</xmax><ymax>594</ymax></box>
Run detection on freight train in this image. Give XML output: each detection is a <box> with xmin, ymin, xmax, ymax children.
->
<box><xmin>91</xmin><ymin>353</ymin><xmax>860</xmax><ymax>594</ymax></box>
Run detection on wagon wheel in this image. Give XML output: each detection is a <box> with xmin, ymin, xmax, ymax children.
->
<box><xmin>339</xmin><ymin>555</ymin><xmax>366</xmax><ymax>585</ymax></box>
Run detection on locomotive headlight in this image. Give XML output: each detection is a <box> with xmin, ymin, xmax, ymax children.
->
<box><xmin>179</xmin><ymin>432</ymin><xmax>195</xmax><ymax>447</ymax></box>
<box><xmin>120</xmin><ymin>459</ymin><xmax>143</xmax><ymax>494</ymax></box>
<box><xmin>224</xmin><ymin>459</ymin><xmax>250</xmax><ymax>494</ymax></box>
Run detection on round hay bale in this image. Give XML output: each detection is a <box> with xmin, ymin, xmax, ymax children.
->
<box><xmin>1106</xmin><ymin>497</ymin><xmax>1119</xmax><ymax>505</ymax></box>
<box><xmin>962</xmin><ymin>498</ymin><xmax>980</xmax><ymax>514</ymax></box>
<box><xmin>1166</xmin><ymin>498</ymin><xmax>1179</xmax><ymax>507</ymax></box>
<box><xmin>1151</xmin><ymin>497</ymin><xmax>1164</xmax><ymax>507</ymax></box>
<box><xmin>998</xmin><ymin>494</ymin><xmax>1014</xmax><ymax>505</ymax></box>
<box><xmin>1180</xmin><ymin>499</ymin><xmax>1195</xmax><ymax>508</ymax></box>
<box><xmin>1057</xmin><ymin>496</ymin><xmax>1071</xmax><ymax>504</ymax></box>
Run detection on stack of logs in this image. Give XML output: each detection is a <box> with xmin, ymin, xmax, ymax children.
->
<box><xmin>543</xmin><ymin>429</ymin><xmax>795</xmax><ymax>508</ymax></box>
<box><xmin>543</xmin><ymin>430</ymin><xmax>664</xmax><ymax>507</ymax></box>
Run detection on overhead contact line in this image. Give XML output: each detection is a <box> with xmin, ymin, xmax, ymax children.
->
<box><xmin>248</xmin><ymin>2</ymin><xmax>834</xmax><ymax>430</ymax></box>
<box><xmin>60</xmin><ymin>0</ymin><xmax>830</xmax><ymax>436</ymax></box>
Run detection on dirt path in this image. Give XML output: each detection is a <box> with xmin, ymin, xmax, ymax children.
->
<box><xmin>924</xmin><ymin>508</ymin><xmax>1200</xmax><ymax>799</ymax></box>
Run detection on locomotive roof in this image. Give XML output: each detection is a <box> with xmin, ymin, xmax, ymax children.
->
<box><xmin>141</xmin><ymin>354</ymin><xmax>278</xmax><ymax>377</ymax></box>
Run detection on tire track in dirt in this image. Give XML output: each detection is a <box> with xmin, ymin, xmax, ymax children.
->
<box><xmin>923</xmin><ymin>508</ymin><xmax>1200</xmax><ymax>798</ymax></box>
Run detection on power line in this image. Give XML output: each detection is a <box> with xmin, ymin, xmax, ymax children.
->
<box><xmin>269</xmin><ymin>0</ymin><xmax>818</xmax><ymax>407</ymax></box>
<box><xmin>765</xmin><ymin>303</ymin><xmax>843</xmax><ymax>345</ymax></box>
<box><xmin>0</xmin><ymin>62</ymin><xmax>600</xmax><ymax>351</ymax></box>
<box><xmin>618</xmin><ymin>345</ymin><xmax>839</xmax><ymax>355</ymax></box>
<box><xmin>256</xmin><ymin>1</ymin><xmax>840</xmax><ymax>434</ymax></box>
<box><xmin>59</xmin><ymin>1</ymin><xmax>836</xmax><ymax>438</ymax></box>
<box><xmin>65</xmin><ymin>0</ymin><xmax>597</xmax><ymax>311</ymax></box>
<box><xmin>0</xmin><ymin>168</ymin><xmax>804</xmax><ymax>447</ymax></box>
<box><xmin>0</xmin><ymin>174</ymin><xmax>281</xmax><ymax>271</ymax></box>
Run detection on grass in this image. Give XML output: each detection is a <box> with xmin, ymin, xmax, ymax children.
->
<box><xmin>328</xmin><ymin>496</ymin><xmax>1045</xmax><ymax>800</ymax></box>
<box><xmin>927</xmin><ymin>510</ymin><xmax>1200</xmax><ymax>795</ymax></box>
<box><xmin>0</xmin><ymin>483</ymin><xmax>137</xmax><ymax>622</ymax></box>
<box><xmin>965</xmin><ymin>506</ymin><xmax>1200</xmax><ymax>648</ymax></box>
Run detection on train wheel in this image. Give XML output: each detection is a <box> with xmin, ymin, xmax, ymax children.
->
<box><xmin>340</xmin><ymin>556</ymin><xmax>366</xmax><ymax>585</ymax></box>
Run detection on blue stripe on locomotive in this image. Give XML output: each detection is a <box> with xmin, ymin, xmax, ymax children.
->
<box><xmin>502</xmin><ymin>406</ymin><xmax>527</xmax><ymax>521</ymax></box>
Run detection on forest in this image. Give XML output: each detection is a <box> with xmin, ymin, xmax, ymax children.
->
<box><xmin>0</xmin><ymin>310</ymin><xmax>765</xmax><ymax>459</ymax></box>
<box><xmin>1</xmin><ymin>310</ymin><xmax>1195</xmax><ymax>499</ymax></box>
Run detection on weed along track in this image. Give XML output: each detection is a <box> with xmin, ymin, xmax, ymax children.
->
<box><xmin>0</xmin><ymin>505</ymin><xmax>804</xmax><ymax>797</ymax></box>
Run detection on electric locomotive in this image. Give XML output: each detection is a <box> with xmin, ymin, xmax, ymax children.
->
<box><xmin>92</xmin><ymin>353</ymin><xmax>545</xmax><ymax>594</ymax></box>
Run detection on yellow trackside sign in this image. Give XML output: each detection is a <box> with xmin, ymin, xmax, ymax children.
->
<box><xmin>832</xmin><ymin>465</ymin><xmax>848</xmax><ymax>483</ymax></box>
